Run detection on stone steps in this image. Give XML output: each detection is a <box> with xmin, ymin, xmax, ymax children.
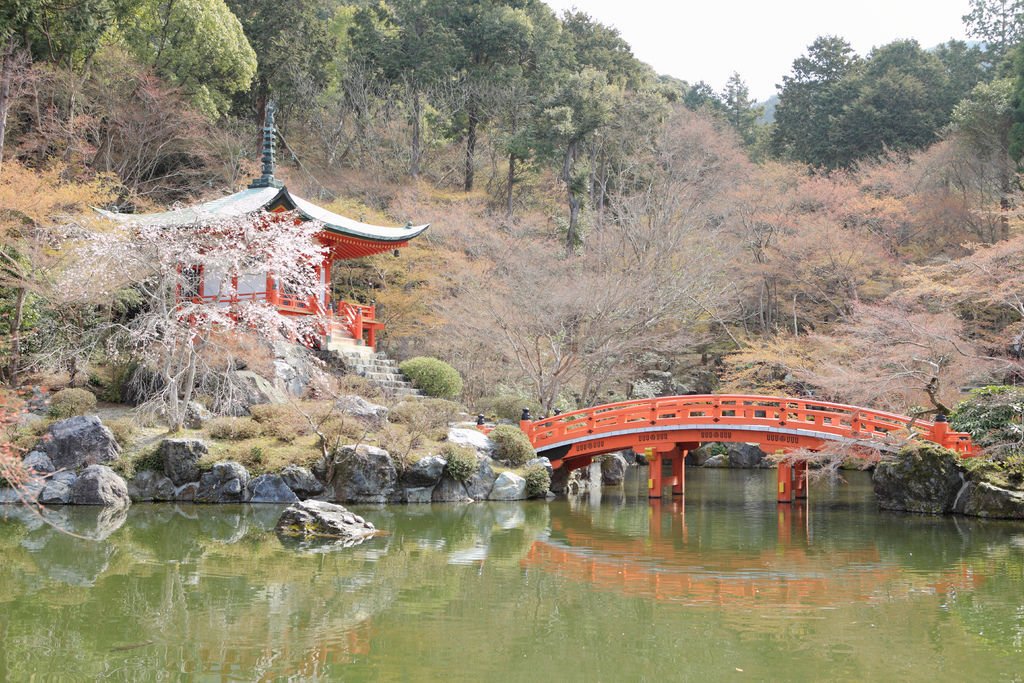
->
<box><xmin>319</xmin><ymin>347</ymin><xmax>422</xmax><ymax>398</ymax></box>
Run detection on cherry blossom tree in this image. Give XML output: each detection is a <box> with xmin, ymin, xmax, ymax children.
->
<box><xmin>74</xmin><ymin>210</ymin><xmax>326</xmax><ymax>431</ymax></box>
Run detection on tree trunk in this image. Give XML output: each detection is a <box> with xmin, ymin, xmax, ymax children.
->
<box><xmin>464</xmin><ymin>104</ymin><xmax>478</xmax><ymax>192</ymax></box>
<box><xmin>999</xmin><ymin>159</ymin><xmax>1011</xmax><ymax>242</ymax></box>
<box><xmin>588</xmin><ymin>142</ymin><xmax>598</xmax><ymax>208</ymax></box>
<box><xmin>177</xmin><ymin>345</ymin><xmax>199</xmax><ymax>432</ymax></box>
<box><xmin>410</xmin><ymin>88</ymin><xmax>421</xmax><ymax>178</ymax></box>
<box><xmin>563</xmin><ymin>140</ymin><xmax>579</xmax><ymax>253</ymax></box>
<box><xmin>5</xmin><ymin>287</ymin><xmax>26</xmax><ymax>384</ymax></box>
<box><xmin>567</xmin><ymin>194</ymin><xmax>581</xmax><ymax>253</ymax></box>
<box><xmin>0</xmin><ymin>36</ymin><xmax>17</xmax><ymax>174</ymax></box>
<box><xmin>506</xmin><ymin>154</ymin><xmax>516</xmax><ymax>218</ymax></box>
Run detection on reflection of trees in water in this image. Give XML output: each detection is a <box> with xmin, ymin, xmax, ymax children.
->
<box><xmin>0</xmin><ymin>493</ymin><xmax>1020</xmax><ymax>679</ymax></box>
<box><xmin>0</xmin><ymin>501</ymin><xmax>553</xmax><ymax>679</ymax></box>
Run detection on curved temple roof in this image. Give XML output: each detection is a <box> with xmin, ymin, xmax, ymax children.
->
<box><xmin>97</xmin><ymin>186</ymin><xmax>429</xmax><ymax>244</ymax></box>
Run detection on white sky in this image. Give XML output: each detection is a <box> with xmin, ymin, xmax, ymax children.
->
<box><xmin>544</xmin><ymin>0</ymin><xmax>971</xmax><ymax>101</ymax></box>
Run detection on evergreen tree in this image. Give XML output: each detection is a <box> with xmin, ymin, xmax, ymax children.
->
<box><xmin>833</xmin><ymin>40</ymin><xmax>950</xmax><ymax>166</ymax></box>
<box><xmin>721</xmin><ymin>72</ymin><xmax>762</xmax><ymax>147</ymax></box>
<box><xmin>771</xmin><ymin>36</ymin><xmax>860</xmax><ymax>168</ymax></box>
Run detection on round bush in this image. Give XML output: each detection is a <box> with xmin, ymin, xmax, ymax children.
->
<box><xmin>48</xmin><ymin>388</ymin><xmax>97</xmax><ymax>419</ymax></box>
<box><xmin>523</xmin><ymin>464</ymin><xmax>551</xmax><ymax>498</ymax></box>
<box><xmin>399</xmin><ymin>357</ymin><xmax>463</xmax><ymax>399</ymax></box>
<box><xmin>488</xmin><ymin>424</ymin><xmax>535</xmax><ymax>467</ymax></box>
<box><xmin>442</xmin><ymin>443</ymin><xmax>478</xmax><ymax>482</ymax></box>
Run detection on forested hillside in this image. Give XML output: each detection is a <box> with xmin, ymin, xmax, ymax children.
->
<box><xmin>2</xmin><ymin>0</ymin><xmax>1024</xmax><ymax>418</ymax></box>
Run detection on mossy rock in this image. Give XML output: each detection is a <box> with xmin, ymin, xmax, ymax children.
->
<box><xmin>872</xmin><ymin>442</ymin><xmax>964</xmax><ymax>514</ymax></box>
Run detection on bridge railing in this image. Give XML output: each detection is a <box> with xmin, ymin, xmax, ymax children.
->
<box><xmin>521</xmin><ymin>395</ymin><xmax>977</xmax><ymax>456</ymax></box>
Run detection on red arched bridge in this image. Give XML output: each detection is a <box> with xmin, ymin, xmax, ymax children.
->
<box><xmin>515</xmin><ymin>395</ymin><xmax>977</xmax><ymax>501</ymax></box>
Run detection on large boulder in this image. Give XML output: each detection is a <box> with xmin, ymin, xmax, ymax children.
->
<box><xmin>432</xmin><ymin>474</ymin><xmax>472</xmax><ymax>502</ymax></box>
<box><xmin>0</xmin><ymin>479</ymin><xmax>43</xmax><ymax>504</ymax></box>
<box><xmin>958</xmin><ymin>481</ymin><xmax>1024</xmax><ymax>519</ymax></box>
<box><xmin>330</xmin><ymin>445</ymin><xmax>397</xmax><ymax>504</ymax></box>
<box><xmin>224</xmin><ymin>370</ymin><xmax>287</xmax><ymax>415</ymax></box>
<box><xmin>405</xmin><ymin>486</ymin><xmax>435</xmax><ymax>503</ymax></box>
<box><xmin>447</xmin><ymin>427</ymin><xmax>492</xmax><ymax>454</ymax></box>
<box><xmin>275</xmin><ymin>500</ymin><xmax>376</xmax><ymax>548</ymax></box>
<box><xmin>872</xmin><ymin>443</ymin><xmax>964</xmax><ymax>514</ymax></box>
<box><xmin>70</xmin><ymin>465</ymin><xmax>130</xmax><ymax>508</ymax></box>
<box><xmin>160</xmin><ymin>439</ymin><xmax>207</xmax><ymax>486</ymax></box>
<box><xmin>336</xmin><ymin>395</ymin><xmax>389</xmax><ymax>423</ymax></box>
<box><xmin>23</xmin><ymin>451</ymin><xmax>54</xmax><ymax>474</ymax></box>
<box><xmin>279</xmin><ymin>465</ymin><xmax>324</xmax><ymax>499</ymax></box>
<box><xmin>195</xmin><ymin>461</ymin><xmax>250</xmax><ymax>503</ymax></box>
<box><xmin>40</xmin><ymin>416</ymin><xmax>120</xmax><ymax>471</ymax></box>
<box><xmin>686</xmin><ymin>444</ymin><xmax>718</xmax><ymax>467</ymax></box>
<box><xmin>402</xmin><ymin>455</ymin><xmax>446</xmax><ymax>488</ymax></box>
<box><xmin>703</xmin><ymin>454</ymin><xmax>730</xmax><ymax>468</ymax></box>
<box><xmin>566</xmin><ymin>464</ymin><xmax>595</xmax><ymax>496</ymax></box>
<box><xmin>273</xmin><ymin>340</ymin><xmax>321</xmax><ymax>397</ymax></box>
<box><xmin>727</xmin><ymin>443</ymin><xmax>767</xmax><ymax>468</ymax></box>
<box><xmin>464</xmin><ymin>457</ymin><xmax>497</xmax><ymax>500</ymax></box>
<box><xmin>600</xmin><ymin>454</ymin><xmax>628</xmax><ymax>486</ymax></box>
<box><xmin>550</xmin><ymin>467</ymin><xmax>570</xmax><ymax>495</ymax></box>
<box><xmin>160</xmin><ymin>401</ymin><xmax>212</xmax><ymax>429</ymax></box>
<box><xmin>127</xmin><ymin>470</ymin><xmax>176</xmax><ymax>502</ymax></box>
<box><xmin>489</xmin><ymin>471</ymin><xmax>527</xmax><ymax>501</ymax></box>
<box><xmin>248</xmin><ymin>474</ymin><xmax>300</xmax><ymax>504</ymax></box>
<box><xmin>174</xmin><ymin>482</ymin><xmax>199</xmax><ymax>502</ymax></box>
<box><xmin>183</xmin><ymin>401</ymin><xmax>213</xmax><ymax>429</ymax></box>
<box><xmin>38</xmin><ymin>471</ymin><xmax>77</xmax><ymax>505</ymax></box>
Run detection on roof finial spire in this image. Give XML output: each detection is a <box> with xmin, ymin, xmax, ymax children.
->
<box><xmin>249</xmin><ymin>101</ymin><xmax>284</xmax><ymax>189</ymax></box>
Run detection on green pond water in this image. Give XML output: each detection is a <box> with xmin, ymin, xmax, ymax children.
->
<box><xmin>2</xmin><ymin>468</ymin><xmax>1023</xmax><ymax>682</ymax></box>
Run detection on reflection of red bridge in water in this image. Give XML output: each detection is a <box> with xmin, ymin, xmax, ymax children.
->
<box><xmin>517</xmin><ymin>395</ymin><xmax>978</xmax><ymax>500</ymax></box>
<box><xmin>521</xmin><ymin>503</ymin><xmax>984</xmax><ymax>608</ymax></box>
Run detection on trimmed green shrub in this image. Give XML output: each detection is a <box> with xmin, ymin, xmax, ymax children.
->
<box><xmin>523</xmin><ymin>464</ymin><xmax>551</xmax><ymax>498</ymax></box>
<box><xmin>442</xmin><ymin>443</ymin><xmax>478</xmax><ymax>482</ymax></box>
<box><xmin>399</xmin><ymin>357</ymin><xmax>463</xmax><ymax>399</ymax></box>
<box><xmin>206</xmin><ymin>417</ymin><xmax>261</xmax><ymax>440</ymax></box>
<box><xmin>488</xmin><ymin>424</ymin><xmax>535</xmax><ymax>467</ymax></box>
<box><xmin>480</xmin><ymin>395</ymin><xmax>542</xmax><ymax>422</ymax></box>
<box><xmin>48</xmin><ymin>388</ymin><xmax>97</xmax><ymax>419</ymax></box>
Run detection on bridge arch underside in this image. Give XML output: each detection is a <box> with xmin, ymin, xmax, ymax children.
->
<box><xmin>538</xmin><ymin>425</ymin><xmax>872</xmax><ymax>473</ymax></box>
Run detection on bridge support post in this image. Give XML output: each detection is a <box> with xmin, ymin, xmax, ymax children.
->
<box><xmin>794</xmin><ymin>460</ymin><xmax>808</xmax><ymax>500</ymax></box>
<box><xmin>671</xmin><ymin>449</ymin><xmax>685</xmax><ymax>496</ymax></box>
<box><xmin>777</xmin><ymin>461</ymin><xmax>793</xmax><ymax>504</ymax></box>
<box><xmin>647</xmin><ymin>448</ymin><xmax>662</xmax><ymax>499</ymax></box>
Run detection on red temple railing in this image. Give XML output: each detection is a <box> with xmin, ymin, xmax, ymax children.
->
<box><xmin>184</xmin><ymin>289</ymin><xmax>384</xmax><ymax>349</ymax></box>
<box><xmin>335</xmin><ymin>301</ymin><xmax>384</xmax><ymax>349</ymax></box>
